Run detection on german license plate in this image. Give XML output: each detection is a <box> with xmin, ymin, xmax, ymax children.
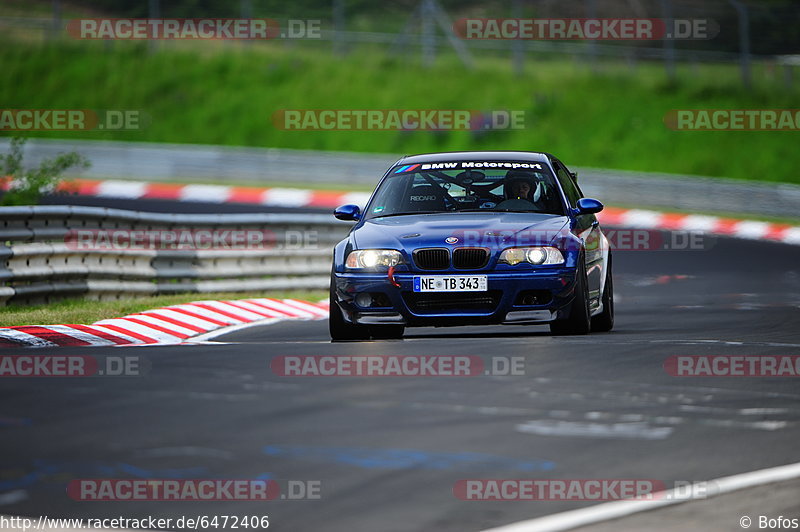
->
<box><xmin>413</xmin><ymin>275</ymin><xmax>487</xmax><ymax>292</ymax></box>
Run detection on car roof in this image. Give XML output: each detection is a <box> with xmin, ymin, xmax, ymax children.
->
<box><xmin>397</xmin><ymin>151</ymin><xmax>552</xmax><ymax>165</ymax></box>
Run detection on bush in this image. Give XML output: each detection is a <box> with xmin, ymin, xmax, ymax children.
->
<box><xmin>1</xmin><ymin>137</ymin><xmax>90</xmax><ymax>206</ymax></box>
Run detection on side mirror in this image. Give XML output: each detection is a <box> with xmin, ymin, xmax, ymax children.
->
<box><xmin>334</xmin><ymin>204</ymin><xmax>361</xmax><ymax>221</ymax></box>
<box><xmin>574</xmin><ymin>198</ymin><xmax>603</xmax><ymax>215</ymax></box>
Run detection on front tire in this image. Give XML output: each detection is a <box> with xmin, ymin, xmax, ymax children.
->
<box><xmin>591</xmin><ymin>255</ymin><xmax>614</xmax><ymax>332</ymax></box>
<box><xmin>550</xmin><ymin>256</ymin><xmax>591</xmax><ymax>335</ymax></box>
<box><xmin>329</xmin><ymin>277</ymin><xmax>370</xmax><ymax>341</ymax></box>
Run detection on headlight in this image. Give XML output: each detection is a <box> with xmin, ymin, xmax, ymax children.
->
<box><xmin>499</xmin><ymin>246</ymin><xmax>564</xmax><ymax>265</ymax></box>
<box><xmin>346</xmin><ymin>249</ymin><xmax>403</xmax><ymax>269</ymax></box>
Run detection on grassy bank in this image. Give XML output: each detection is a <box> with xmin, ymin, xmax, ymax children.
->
<box><xmin>0</xmin><ymin>290</ymin><xmax>327</xmax><ymax>327</ymax></box>
<box><xmin>2</xmin><ymin>39</ymin><xmax>799</xmax><ymax>183</ymax></box>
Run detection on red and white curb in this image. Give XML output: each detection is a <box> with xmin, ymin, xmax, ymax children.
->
<box><xmin>598</xmin><ymin>207</ymin><xmax>800</xmax><ymax>245</ymax></box>
<box><xmin>0</xmin><ymin>298</ymin><xmax>330</xmax><ymax>348</ymax></box>
<box><xmin>46</xmin><ymin>179</ymin><xmax>800</xmax><ymax>246</ymax></box>
<box><xmin>51</xmin><ymin>178</ymin><xmax>372</xmax><ymax>209</ymax></box>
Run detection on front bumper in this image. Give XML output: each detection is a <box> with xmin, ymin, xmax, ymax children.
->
<box><xmin>332</xmin><ymin>269</ymin><xmax>578</xmax><ymax>327</ymax></box>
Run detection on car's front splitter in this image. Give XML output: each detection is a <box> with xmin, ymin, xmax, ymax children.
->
<box><xmin>332</xmin><ymin>269</ymin><xmax>577</xmax><ymax>327</ymax></box>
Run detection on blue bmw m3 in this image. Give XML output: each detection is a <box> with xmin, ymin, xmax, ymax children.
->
<box><xmin>329</xmin><ymin>151</ymin><xmax>614</xmax><ymax>340</ymax></box>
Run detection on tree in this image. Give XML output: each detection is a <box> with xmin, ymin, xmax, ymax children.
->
<box><xmin>1</xmin><ymin>137</ymin><xmax>90</xmax><ymax>206</ymax></box>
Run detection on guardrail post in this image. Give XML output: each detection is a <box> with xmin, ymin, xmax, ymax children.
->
<box><xmin>728</xmin><ymin>0</ymin><xmax>752</xmax><ymax>89</ymax></box>
<box><xmin>421</xmin><ymin>0</ymin><xmax>436</xmax><ymax>66</ymax></box>
<box><xmin>50</xmin><ymin>0</ymin><xmax>62</xmax><ymax>39</ymax></box>
<box><xmin>585</xmin><ymin>0</ymin><xmax>598</xmax><ymax>71</ymax></box>
<box><xmin>333</xmin><ymin>0</ymin><xmax>346</xmax><ymax>56</ymax></box>
<box><xmin>148</xmin><ymin>0</ymin><xmax>160</xmax><ymax>53</ymax></box>
<box><xmin>512</xmin><ymin>0</ymin><xmax>524</xmax><ymax>77</ymax></box>
<box><xmin>240</xmin><ymin>0</ymin><xmax>252</xmax><ymax>46</ymax></box>
<box><xmin>660</xmin><ymin>0</ymin><xmax>676</xmax><ymax>82</ymax></box>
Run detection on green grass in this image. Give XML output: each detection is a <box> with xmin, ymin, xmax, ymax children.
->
<box><xmin>0</xmin><ymin>290</ymin><xmax>327</xmax><ymax>327</ymax></box>
<box><xmin>2</xmin><ymin>39</ymin><xmax>799</xmax><ymax>183</ymax></box>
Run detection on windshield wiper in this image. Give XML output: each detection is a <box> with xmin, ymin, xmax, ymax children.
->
<box><xmin>455</xmin><ymin>208</ymin><xmax>540</xmax><ymax>213</ymax></box>
<box><xmin>494</xmin><ymin>209</ymin><xmax>559</xmax><ymax>214</ymax></box>
<box><xmin>371</xmin><ymin>211</ymin><xmax>447</xmax><ymax>219</ymax></box>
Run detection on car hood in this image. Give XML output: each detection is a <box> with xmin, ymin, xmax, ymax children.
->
<box><xmin>352</xmin><ymin>213</ymin><xmax>570</xmax><ymax>251</ymax></box>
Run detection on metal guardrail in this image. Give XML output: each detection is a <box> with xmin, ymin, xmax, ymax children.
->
<box><xmin>5</xmin><ymin>139</ymin><xmax>800</xmax><ymax>219</ymax></box>
<box><xmin>0</xmin><ymin>206</ymin><xmax>351</xmax><ymax>306</ymax></box>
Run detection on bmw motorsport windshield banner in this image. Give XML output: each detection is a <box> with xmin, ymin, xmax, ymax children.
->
<box><xmin>394</xmin><ymin>161</ymin><xmax>545</xmax><ymax>173</ymax></box>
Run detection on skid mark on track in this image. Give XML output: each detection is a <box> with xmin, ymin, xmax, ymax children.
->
<box><xmin>347</xmin><ymin>400</ymin><xmax>794</xmax><ymax>435</ymax></box>
<box><xmin>0</xmin><ymin>459</ymin><xmax>209</xmax><ymax>492</ymax></box>
<box><xmin>0</xmin><ymin>417</ymin><xmax>32</xmax><ymax>428</ymax></box>
<box><xmin>262</xmin><ymin>445</ymin><xmax>555</xmax><ymax>472</ymax></box>
<box><xmin>0</xmin><ymin>490</ymin><xmax>27</xmax><ymax>505</ymax></box>
<box><xmin>133</xmin><ymin>447</ymin><xmax>235</xmax><ymax>459</ymax></box>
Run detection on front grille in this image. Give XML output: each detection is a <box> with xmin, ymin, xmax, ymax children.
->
<box><xmin>414</xmin><ymin>248</ymin><xmax>450</xmax><ymax>270</ymax></box>
<box><xmin>453</xmin><ymin>248</ymin><xmax>489</xmax><ymax>270</ymax></box>
<box><xmin>403</xmin><ymin>290</ymin><xmax>502</xmax><ymax>314</ymax></box>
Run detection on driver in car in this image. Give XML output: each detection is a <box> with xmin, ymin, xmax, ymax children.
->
<box><xmin>503</xmin><ymin>171</ymin><xmax>537</xmax><ymax>202</ymax></box>
<box><xmin>507</xmin><ymin>179</ymin><xmax>532</xmax><ymax>200</ymax></box>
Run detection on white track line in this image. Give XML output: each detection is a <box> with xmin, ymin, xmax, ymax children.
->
<box><xmin>482</xmin><ymin>461</ymin><xmax>800</xmax><ymax>532</ymax></box>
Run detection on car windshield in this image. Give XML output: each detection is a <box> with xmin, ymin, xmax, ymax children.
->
<box><xmin>365</xmin><ymin>161</ymin><xmax>565</xmax><ymax>219</ymax></box>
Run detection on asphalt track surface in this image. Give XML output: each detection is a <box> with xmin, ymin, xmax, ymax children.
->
<box><xmin>1</xmin><ymin>194</ymin><xmax>799</xmax><ymax>531</ymax></box>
